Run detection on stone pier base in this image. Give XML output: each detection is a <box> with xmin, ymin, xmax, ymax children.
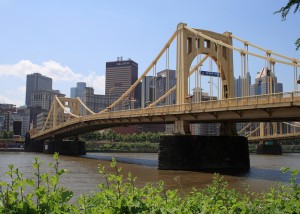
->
<box><xmin>158</xmin><ymin>135</ymin><xmax>250</xmax><ymax>171</ymax></box>
<box><xmin>256</xmin><ymin>141</ymin><xmax>282</xmax><ymax>155</ymax></box>
<box><xmin>44</xmin><ymin>140</ymin><xmax>86</xmax><ymax>155</ymax></box>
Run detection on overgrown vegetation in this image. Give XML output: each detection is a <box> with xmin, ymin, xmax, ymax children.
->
<box><xmin>1</xmin><ymin>154</ymin><xmax>300</xmax><ymax>213</ymax></box>
<box><xmin>81</xmin><ymin>130</ymin><xmax>161</xmax><ymax>152</ymax></box>
<box><xmin>0</xmin><ymin>130</ymin><xmax>14</xmax><ymax>139</ymax></box>
<box><xmin>81</xmin><ymin>130</ymin><xmax>161</xmax><ymax>143</ymax></box>
<box><xmin>85</xmin><ymin>141</ymin><xmax>159</xmax><ymax>153</ymax></box>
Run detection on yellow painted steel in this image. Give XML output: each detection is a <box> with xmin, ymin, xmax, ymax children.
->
<box><xmin>32</xmin><ymin>23</ymin><xmax>300</xmax><ymax>139</ymax></box>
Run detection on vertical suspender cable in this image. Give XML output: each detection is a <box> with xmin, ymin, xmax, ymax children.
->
<box><xmin>154</xmin><ymin>64</ymin><xmax>157</xmax><ymax>102</ymax></box>
<box><xmin>196</xmin><ymin>38</ymin><xmax>200</xmax><ymax>103</ymax></box>
<box><xmin>294</xmin><ymin>61</ymin><xmax>298</xmax><ymax>92</ymax></box>
<box><xmin>272</xmin><ymin>62</ymin><xmax>276</xmax><ymax>93</ymax></box>
<box><xmin>166</xmin><ymin>47</ymin><xmax>170</xmax><ymax>105</ymax></box>
<box><xmin>199</xmin><ymin>55</ymin><xmax>202</xmax><ymax>102</ymax></box>
<box><xmin>244</xmin><ymin>43</ymin><xmax>248</xmax><ymax>96</ymax></box>
<box><xmin>152</xmin><ymin>66</ymin><xmax>155</xmax><ymax>103</ymax></box>
<box><xmin>240</xmin><ymin>53</ymin><xmax>244</xmax><ymax>97</ymax></box>
<box><xmin>217</xmin><ymin>44</ymin><xmax>220</xmax><ymax>100</ymax></box>
<box><xmin>209</xmin><ymin>57</ymin><xmax>213</xmax><ymax>100</ymax></box>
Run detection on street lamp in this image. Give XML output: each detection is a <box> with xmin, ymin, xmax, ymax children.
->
<box><xmin>208</xmin><ymin>81</ymin><xmax>219</xmax><ymax>100</ymax></box>
<box><xmin>185</xmin><ymin>94</ymin><xmax>194</xmax><ymax>110</ymax></box>
<box><xmin>130</xmin><ymin>99</ymin><xmax>136</xmax><ymax>109</ymax></box>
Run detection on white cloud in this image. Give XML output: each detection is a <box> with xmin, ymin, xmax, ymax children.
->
<box><xmin>0</xmin><ymin>95</ymin><xmax>11</xmax><ymax>104</ymax></box>
<box><xmin>0</xmin><ymin>60</ymin><xmax>106</xmax><ymax>106</ymax></box>
<box><xmin>0</xmin><ymin>60</ymin><xmax>82</xmax><ymax>81</ymax></box>
<box><xmin>83</xmin><ymin>71</ymin><xmax>106</xmax><ymax>94</ymax></box>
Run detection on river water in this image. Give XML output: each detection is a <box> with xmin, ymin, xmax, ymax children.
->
<box><xmin>0</xmin><ymin>152</ymin><xmax>299</xmax><ymax>199</ymax></box>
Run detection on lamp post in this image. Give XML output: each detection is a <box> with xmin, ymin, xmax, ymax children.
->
<box><xmin>208</xmin><ymin>81</ymin><xmax>219</xmax><ymax>100</ymax></box>
<box><xmin>185</xmin><ymin>94</ymin><xmax>194</xmax><ymax>110</ymax></box>
<box><xmin>130</xmin><ymin>99</ymin><xmax>136</xmax><ymax>109</ymax></box>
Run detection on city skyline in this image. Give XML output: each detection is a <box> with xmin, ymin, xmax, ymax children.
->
<box><xmin>0</xmin><ymin>1</ymin><xmax>299</xmax><ymax>107</ymax></box>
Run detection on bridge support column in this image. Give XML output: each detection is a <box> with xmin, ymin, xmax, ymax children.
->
<box><xmin>24</xmin><ymin>133</ymin><xmax>44</xmax><ymax>152</ymax></box>
<box><xmin>159</xmin><ymin>135</ymin><xmax>250</xmax><ymax>171</ymax></box>
<box><xmin>220</xmin><ymin>122</ymin><xmax>237</xmax><ymax>136</ymax></box>
<box><xmin>256</xmin><ymin>140</ymin><xmax>282</xmax><ymax>155</ymax></box>
<box><xmin>174</xmin><ymin>120</ymin><xmax>191</xmax><ymax>135</ymax></box>
<box><xmin>44</xmin><ymin>140</ymin><xmax>86</xmax><ymax>155</ymax></box>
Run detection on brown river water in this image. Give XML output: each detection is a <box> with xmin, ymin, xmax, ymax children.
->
<box><xmin>0</xmin><ymin>152</ymin><xmax>299</xmax><ymax>199</ymax></box>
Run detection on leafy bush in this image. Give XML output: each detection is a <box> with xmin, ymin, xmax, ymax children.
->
<box><xmin>1</xmin><ymin>155</ymin><xmax>300</xmax><ymax>213</ymax></box>
<box><xmin>0</xmin><ymin>153</ymin><xmax>72</xmax><ymax>213</ymax></box>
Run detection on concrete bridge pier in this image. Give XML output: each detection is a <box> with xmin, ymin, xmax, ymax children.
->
<box><xmin>256</xmin><ymin>140</ymin><xmax>282</xmax><ymax>155</ymax></box>
<box><xmin>24</xmin><ymin>133</ymin><xmax>44</xmax><ymax>152</ymax></box>
<box><xmin>160</xmin><ymin>121</ymin><xmax>249</xmax><ymax>171</ymax></box>
<box><xmin>174</xmin><ymin>120</ymin><xmax>191</xmax><ymax>135</ymax></box>
<box><xmin>24</xmin><ymin>133</ymin><xmax>86</xmax><ymax>155</ymax></box>
<box><xmin>43</xmin><ymin>139</ymin><xmax>86</xmax><ymax>155</ymax></box>
<box><xmin>158</xmin><ymin>135</ymin><xmax>250</xmax><ymax>171</ymax></box>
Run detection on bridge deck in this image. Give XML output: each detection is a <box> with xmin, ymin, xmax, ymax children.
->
<box><xmin>31</xmin><ymin>92</ymin><xmax>300</xmax><ymax>140</ymax></box>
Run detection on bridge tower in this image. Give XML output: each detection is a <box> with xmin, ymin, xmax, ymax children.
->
<box><xmin>175</xmin><ymin>23</ymin><xmax>235</xmax><ymax>134</ymax></box>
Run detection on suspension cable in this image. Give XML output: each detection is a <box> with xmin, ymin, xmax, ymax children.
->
<box><xmin>166</xmin><ymin>47</ymin><xmax>170</xmax><ymax>105</ymax></box>
<box><xmin>184</xmin><ymin>26</ymin><xmax>300</xmax><ymax>67</ymax></box>
<box><xmin>240</xmin><ymin>52</ymin><xmax>244</xmax><ymax>97</ymax></box>
<box><xmin>231</xmin><ymin>34</ymin><xmax>300</xmax><ymax>63</ymax></box>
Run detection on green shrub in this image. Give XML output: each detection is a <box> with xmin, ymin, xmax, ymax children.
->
<box><xmin>0</xmin><ymin>153</ymin><xmax>72</xmax><ymax>213</ymax></box>
<box><xmin>1</xmin><ymin>155</ymin><xmax>300</xmax><ymax>213</ymax></box>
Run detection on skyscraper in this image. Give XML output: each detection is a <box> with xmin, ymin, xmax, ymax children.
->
<box><xmin>70</xmin><ymin>82</ymin><xmax>87</xmax><ymax>99</ymax></box>
<box><xmin>250</xmin><ymin>67</ymin><xmax>283</xmax><ymax>95</ymax></box>
<box><xmin>234</xmin><ymin>72</ymin><xmax>251</xmax><ymax>97</ymax></box>
<box><xmin>105</xmin><ymin>58</ymin><xmax>140</xmax><ymax>109</ymax></box>
<box><xmin>26</xmin><ymin>73</ymin><xmax>52</xmax><ymax>106</ymax></box>
<box><xmin>156</xmin><ymin>69</ymin><xmax>176</xmax><ymax>105</ymax></box>
<box><xmin>31</xmin><ymin>90</ymin><xmax>65</xmax><ymax>111</ymax></box>
<box><xmin>141</xmin><ymin>76</ymin><xmax>155</xmax><ymax>108</ymax></box>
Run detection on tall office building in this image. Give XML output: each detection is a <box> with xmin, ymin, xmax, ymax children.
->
<box><xmin>141</xmin><ymin>76</ymin><xmax>155</xmax><ymax>108</ymax></box>
<box><xmin>234</xmin><ymin>72</ymin><xmax>251</xmax><ymax>97</ymax></box>
<box><xmin>71</xmin><ymin>82</ymin><xmax>86</xmax><ymax>99</ymax></box>
<box><xmin>26</xmin><ymin>73</ymin><xmax>52</xmax><ymax>106</ymax></box>
<box><xmin>156</xmin><ymin>69</ymin><xmax>176</xmax><ymax>105</ymax></box>
<box><xmin>250</xmin><ymin>67</ymin><xmax>283</xmax><ymax>95</ymax></box>
<box><xmin>31</xmin><ymin>90</ymin><xmax>65</xmax><ymax>111</ymax></box>
<box><xmin>82</xmin><ymin>87</ymin><xmax>112</xmax><ymax>114</ymax></box>
<box><xmin>248</xmin><ymin>67</ymin><xmax>285</xmax><ymax>137</ymax></box>
<box><xmin>141</xmin><ymin>69</ymin><xmax>176</xmax><ymax>108</ymax></box>
<box><xmin>105</xmin><ymin>58</ymin><xmax>140</xmax><ymax>109</ymax></box>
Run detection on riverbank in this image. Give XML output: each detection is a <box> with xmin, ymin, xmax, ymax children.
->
<box><xmin>85</xmin><ymin>140</ymin><xmax>159</xmax><ymax>153</ymax></box>
<box><xmin>248</xmin><ymin>143</ymin><xmax>300</xmax><ymax>153</ymax></box>
<box><xmin>87</xmin><ymin>141</ymin><xmax>300</xmax><ymax>153</ymax></box>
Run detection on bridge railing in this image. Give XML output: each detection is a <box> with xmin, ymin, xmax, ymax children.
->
<box><xmin>102</xmin><ymin>91</ymin><xmax>300</xmax><ymax>118</ymax></box>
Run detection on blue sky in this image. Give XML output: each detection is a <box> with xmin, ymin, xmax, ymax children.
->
<box><xmin>0</xmin><ymin>0</ymin><xmax>299</xmax><ymax>106</ymax></box>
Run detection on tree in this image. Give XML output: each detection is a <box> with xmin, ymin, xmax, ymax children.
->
<box><xmin>275</xmin><ymin>0</ymin><xmax>300</xmax><ymax>50</ymax></box>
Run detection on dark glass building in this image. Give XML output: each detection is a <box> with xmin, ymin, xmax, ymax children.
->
<box><xmin>105</xmin><ymin>58</ymin><xmax>140</xmax><ymax>109</ymax></box>
<box><xmin>26</xmin><ymin>73</ymin><xmax>52</xmax><ymax>106</ymax></box>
